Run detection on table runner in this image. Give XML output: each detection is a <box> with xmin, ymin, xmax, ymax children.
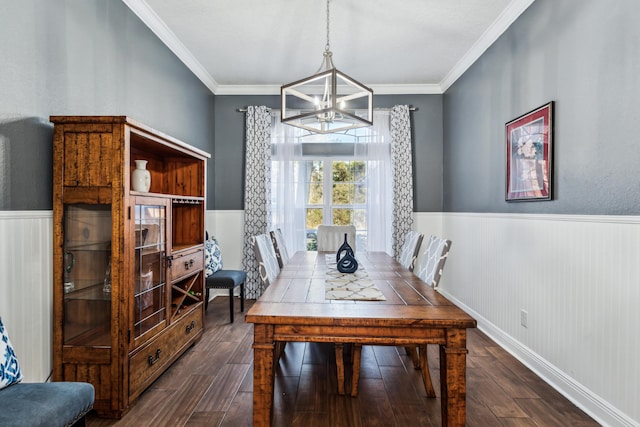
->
<box><xmin>325</xmin><ymin>255</ymin><xmax>386</xmax><ymax>301</ymax></box>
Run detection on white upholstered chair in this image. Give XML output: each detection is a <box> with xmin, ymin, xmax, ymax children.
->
<box><xmin>269</xmin><ymin>228</ymin><xmax>290</xmax><ymax>269</ymax></box>
<box><xmin>252</xmin><ymin>232</ymin><xmax>286</xmax><ymax>359</ymax></box>
<box><xmin>316</xmin><ymin>224</ymin><xmax>358</xmax><ymax>395</ymax></box>
<box><xmin>392</xmin><ymin>230</ymin><xmax>425</xmax><ymax>385</ymax></box>
<box><xmin>316</xmin><ymin>224</ymin><xmax>356</xmax><ymax>252</ymax></box>
<box><xmin>251</xmin><ymin>233</ymin><xmax>280</xmax><ymax>288</ymax></box>
<box><xmin>417</xmin><ymin>235</ymin><xmax>452</xmax><ymax>287</ymax></box>
<box><xmin>397</xmin><ymin>230</ymin><xmax>424</xmax><ymax>271</ymax></box>
<box><xmin>407</xmin><ymin>235</ymin><xmax>453</xmax><ymax>397</ymax></box>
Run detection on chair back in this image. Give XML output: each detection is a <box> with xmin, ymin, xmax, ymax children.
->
<box><xmin>417</xmin><ymin>235</ymin><xmax>452</xmax><ymax>288</ymax></box>
<box><xmin>316</xmin><ymin>225</ymin><xmax>356</xmax><ymax>252</ymax></box>
<box><xmin>398</xmin><ymin>230</ymin><xmax>424</xmax><ymax>271</ymax></box>
<box><xmin>270</xmin><ymin>228</ymin><xmax>290</xmax><ymax>268</ymax></box>
<box><xmin>252</xmin><ymin>233</ymin><xmax>281</xmax><ymax>287</ymax></box>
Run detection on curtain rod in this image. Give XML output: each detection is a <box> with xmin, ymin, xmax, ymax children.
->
<box><xmin>236</xmin><ymin>107</ymin><xmax>272</xmax><ymax>112</ymax></box>
<box><xmin>236</xmin><ymin>106</ymin><xmax>417</xmax><ymax>112</ymax></box>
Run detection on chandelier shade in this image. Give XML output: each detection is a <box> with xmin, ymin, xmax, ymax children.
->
<box><xmin>280</xmin><ymin>0</ymin><xmax>373</xmax><ymax>134</ymax></box>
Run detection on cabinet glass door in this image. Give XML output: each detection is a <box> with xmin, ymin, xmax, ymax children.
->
<box><xmin>133</xmin><ymin>200</ymin><xmax>168</xmax><ymax>341</ymax></box>
<box><xmin>63</xmin><ymin>204</ymin><xmax>112</xmax><ymax>346</ymax></box>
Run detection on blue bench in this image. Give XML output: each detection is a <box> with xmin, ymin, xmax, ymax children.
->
<box><xmin>0</xmin><ymin>381</ymin><xmax>94</xmax><ymax>427</ymax></box>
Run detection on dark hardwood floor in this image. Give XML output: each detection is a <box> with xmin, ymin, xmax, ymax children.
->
<box><xmin>87</xmin><ymin>297</ymin><xmax>599</xmax><ymax>426</ymax></box>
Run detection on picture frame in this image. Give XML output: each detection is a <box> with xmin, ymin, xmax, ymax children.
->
<box><xmin>505</xmin><ymin>101</ymin><xmax>554</xmax><ymax>201</ymax></box>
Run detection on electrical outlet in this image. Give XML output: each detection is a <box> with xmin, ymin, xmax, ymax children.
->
<box><xmin>520</xmin><ymin>309</ymin><xmax>528</xmax><ymax>328</ymax></box>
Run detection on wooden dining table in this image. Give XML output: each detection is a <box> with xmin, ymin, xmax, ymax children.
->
<box><xmin>245</xmin><ymin>251</ymin><xmax>477</xmax><ymax>426</ymax></box>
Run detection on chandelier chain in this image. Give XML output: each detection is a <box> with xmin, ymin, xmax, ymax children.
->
<box><xmin>325</xmin><ymin>0</ymin><xmax>331</xmax><ymax>52</ymax></box>
<box><xmin>280</xmin><ymin>0</ymin><xmax>372</xmax><ymax>134</ymax></box>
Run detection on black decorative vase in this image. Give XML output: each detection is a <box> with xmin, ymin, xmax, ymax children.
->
<box><xmin>336</xmin><ymin>233</ymin><xmax>358</xmax><ymax>273</ymax></box>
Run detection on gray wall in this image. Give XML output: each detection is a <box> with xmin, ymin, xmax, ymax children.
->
<box><xmin>0</xmin><ymin>0</ymin><xmax>214</xmax><ymax>210</ymax></box>
<box><xmin>212</xmin><ymin>94</ymin><xmax>443</xmax><ymax>212</ymax></box>
<box><xmin>443</xmin><ymin>0</ymin><xmax>640</xmax><ymax>214</ymax></box>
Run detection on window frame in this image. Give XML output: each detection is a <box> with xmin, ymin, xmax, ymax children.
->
<box><xmin>303</xmin><ymin>157</ymin><xmax>368</xmax><ymax>250</ymax></box>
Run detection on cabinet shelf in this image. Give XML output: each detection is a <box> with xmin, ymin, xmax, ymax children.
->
<box><xmin>169</xmin><ymin>303</ymin><xmax>201</xmax><ymax>324</ymax></box>
<box><xmin>172</xmin><ymin>197</ymin><xmax>204</xmax><ymax>205</ymax></box>
<box><xmin>170</xmin><ymin>273</ymin><xmax>202</xmax><ymax>319</ymax></box>
<box><xmin>64</xmin><ymin>282</ymin><xmax>111</xmax><ymax>300</ymax></box>
<box><xmin>64</xmin><ymin>241</ymin><xmax>111</xmax><ymax>251</ymax></box>
<box><xmin>64</xmin><ymin>324</ymin><xmax>110</xmax><ymax>347</ymax></box>
<box><xmin>130</xmin><ymin>192</ymin><xmax>205</xmax><ymax>203</ymax></box>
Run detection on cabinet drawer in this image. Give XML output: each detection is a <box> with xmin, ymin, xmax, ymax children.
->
<box><xmin>170</xmin><ymin>249</ymin><xmax>203</xmax><ymax>281</ymax></box>
<box><xmin>129</xmin><ymin>308</ymin><xmax>202</xmax><ymax>397</ymax></box>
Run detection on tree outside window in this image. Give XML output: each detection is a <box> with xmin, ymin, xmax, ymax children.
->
<box><xmin>305</xmin><ymin>160</ymin><xmax>367</xmax><ymax>250</ymax></box>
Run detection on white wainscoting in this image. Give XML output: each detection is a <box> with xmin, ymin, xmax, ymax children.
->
<box><xmin>416</xmin><ymin>212</ymin><xmax>639</xmax><ymax>427</ymax></box>
<box><xmin>205</xmin><ymin>210</ymin><xmax>245</xmax><ymax>299</ymax></box>
<box><xmin>0</xmin><ymin>211</ymin><xmax>53</xmax><ymax>382</ymax></box>
<box><xmin>2</xmin><ymin>209</ymin><xmax>638</xmax><ymax>426</ymax></box>
<box><xmin>205</xmin><ymin>210</ymin><xmax>245</xmax><ymax>270</ymax></box>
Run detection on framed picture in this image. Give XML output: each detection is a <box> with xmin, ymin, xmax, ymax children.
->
<box><xmin>505</xmin><ymin>101</ymin><xmax>554</xmax><ymax>201</ymax></box>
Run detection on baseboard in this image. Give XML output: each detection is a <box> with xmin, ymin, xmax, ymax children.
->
<box><xmin>438</xmin><ymin>289</ymin><xmax>638</xmax><ymax>427</ymax></box>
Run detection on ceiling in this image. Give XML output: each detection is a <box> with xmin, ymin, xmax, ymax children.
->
<box><xmin>123</xmin><ymin>0</ymin><xmax>534</xmax><ymax>95</ymax></box>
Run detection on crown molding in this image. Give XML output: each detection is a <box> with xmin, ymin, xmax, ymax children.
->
<box><xmin>214</xmin><ymin>85</ymin><xmax>281</xmax><ymax>96</ymax></box>
<box><xmin>122</xmin><ymin>0</ymin><xmax>220</xmax><ymax>94</ymax></box>
<box><xmin>439</xmin><ymin>0</ymin><xmax>536</xmax><ymax>92</ymax></box>
<box><xmin>124</xmin><ymin>0</ymin><xmax>534</xmax><ymax>96</ymax></box>
<box><xmin>368</xmin><ymin>84</ymin><xmax>442</xmax><ymax>95</ymax></box>
<box><xmin>214</xmin><ymin>83</ymin><xmax>443</xmax><ymax>96</ymax></box>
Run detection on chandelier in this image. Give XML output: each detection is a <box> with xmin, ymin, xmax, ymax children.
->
<box><xmin>280</xmin><ymin>0</ymin><xmax>373</xmax><ymax>134</ymax></box>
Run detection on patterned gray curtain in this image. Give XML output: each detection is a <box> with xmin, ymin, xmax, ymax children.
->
<box><xmin>390</xmin><ymin>105</ymin><xmax>414</xmax><ymax>259</ymax></box>
<box><xmin>242</xmin><ymin>106</ymin><xmax>272</xmax><ymax>299</ymax></box>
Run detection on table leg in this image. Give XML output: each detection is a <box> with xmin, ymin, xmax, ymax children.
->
<box><xmin>253</xmin><ymin>324</ymin><xmax>275</xmax><ymax>427</ymax></box>
<box><xmin>350</xmin><ymin>344</ymin><xmax>362</xmax><ymax>397</ymax></box>
<box><xmin>334</xmin><ymin>344</ymin><xmax>345</xmax><ymax>395</ymax></box>
<box><xmin>419</xmin><ymin>345</ymin><xmax>436</xmax><ymax>398</ymax></box>
<box><xmin>439</xmin><ymin>328</ymin><xmax>468</xmax><ymax>427</ymax></box>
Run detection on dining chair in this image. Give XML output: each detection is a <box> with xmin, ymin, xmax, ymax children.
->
<box><xmin>399</xmin><ymin>231</ymin><xmax>431</xmax><ymax>367</ymax></box>
<box><xmin>316</xmin><ymin>224</ymin><xmax>356</xmax><ymax>252</ymax></box>
<box><xmin>397</xmin><ymin>230</ymin><xmax>424</xmax><ymax>271</ymax></box>
<box><xmin>203</xmin><ymin>232</ymin><xmax>246</xmax><ymax>323</ymax></box>
<box><xmin>316</xmin><ymin>225</ymin><xmax>359</xmax><ymax>395</ymax></box>
<box><xmin>269</xmin><ymin>228</ymin><xmax>290</xmax><ymax>269</ymax></box>
<box><xmin>408</xmin><ymin>235</ymin><xmax>453</xmax><ymax>397</ymax></box>
<box><xmin>347</xmin><ymin>235</ymin><xmax>452</xmax><ymax>398</ymax></box>
<box><xmin>416</xmin><ymin>235</ymin><xmax>452</xmax><ymax>288</ymax></box>
<box><xmin>251</xmin><ymin>233</ymin><xmax>281</xmax><ymax>288</ymax></box>
<box><xmin>252</xmin><ymin>232</ymin><xmax>286</xmax><ymax>360</ymax></box>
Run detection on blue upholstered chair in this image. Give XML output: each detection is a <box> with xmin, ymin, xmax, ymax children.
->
<box><xmin>204</xmin><ymin>232</ymin><xmax>246</xmax><ymax>323</ymax></box>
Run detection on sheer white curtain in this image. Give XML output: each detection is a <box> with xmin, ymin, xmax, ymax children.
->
<box><xmin>270</xmin><ymin>109</ymin><xmax>393</xmax><ymax>255</ymax></box>
<box><xmin>270</xmin><ymin>112</ymin><xmax>307</xmax><ymax>252</ymax></box>
<box><xmin>355</xmin><ymin>110</ymin><xmax>392</xmax><ymax>254</ymax></box>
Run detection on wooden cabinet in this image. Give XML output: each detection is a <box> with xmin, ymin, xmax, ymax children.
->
<box><xmin>51</xmin><ymin>116</ymin><xmax>210</xmax><ymax>418</ymax></box>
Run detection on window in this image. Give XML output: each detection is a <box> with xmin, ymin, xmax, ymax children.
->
<box><xmin>304</xmin><ymin>160</ymin><xmax>367</xmax><ymax>250</ymax></box>
<box><xmin>271</xmin><ymin>110</ymin><xmax>392</xmax><ymax>254</ymax></box>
